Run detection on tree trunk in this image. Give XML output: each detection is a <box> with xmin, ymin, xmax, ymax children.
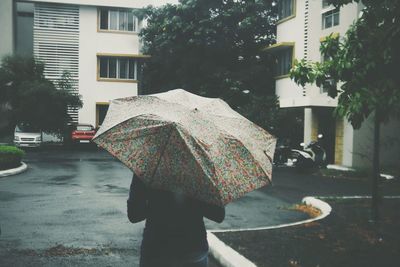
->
<box><xmin>371</xmin><ymin>114</ymin><xmax>380</xmax><ymax>222</ymax></box>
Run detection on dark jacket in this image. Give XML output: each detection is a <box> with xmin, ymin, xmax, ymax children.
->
<box><xmin>127</xmin><ymin>174</ymin><xmax>225</xmax><ymax>258</ymax></box>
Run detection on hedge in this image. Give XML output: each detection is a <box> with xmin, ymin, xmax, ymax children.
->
<box><xmin>0</xmin><ymin>146</ymin><xmax>25</xmax><ymax>171</ymax></box>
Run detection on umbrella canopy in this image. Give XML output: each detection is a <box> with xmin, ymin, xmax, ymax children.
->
<box><xmin>93</xmin><ymin>89</ymin><xmax>276</xmax><ymax>206</ymax></box>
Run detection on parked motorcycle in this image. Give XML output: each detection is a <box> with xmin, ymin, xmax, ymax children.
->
<box><xmin>290</xmin><ymin>134</ymin><xmax>327</xmax><ymax>169</ymax></box>
<box><xmin>273</xmin><ymin>139</ymin><xmax>292</xmax><ymax>166</ymax></box>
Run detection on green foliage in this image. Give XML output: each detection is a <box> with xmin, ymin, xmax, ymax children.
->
<box><xmin>290</xmin><ymin>0</ymin><xmax>400</xmax><ymax>129</ymax></box>
<box><xmin>0</xmin><ymin>145</ymin><xmax>25</xmax><ymax>170</ymax></box>
<box><xmin>139</xmin><ymin>0</ymin><xmax>279</xmax><ymax>130</ymax></box>
<box><xmin>0</xmin><ymin>55</ymin><xmax>82</xmax><ymax>134</ymax></box>
<box><xmin>237</xmin><ymin>94</ymin><xmax>279</xmax><ymax>132</ymax></box>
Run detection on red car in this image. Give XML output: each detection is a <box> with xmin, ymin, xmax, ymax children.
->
<box><xmin>71</xmin><ymin>124</ymin><xmax>96</xmax><ymax>144</ymax></box>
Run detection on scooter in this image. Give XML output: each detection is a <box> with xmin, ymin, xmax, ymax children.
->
<box><xmin>273</xmin><ymin>139</ymin><xmax>291</xmax><ymax>166</ymax></box>
<box><xmin>290</xmin><ymin>134</ymin><xmax>327</xmax><ymax>169</ymax></box>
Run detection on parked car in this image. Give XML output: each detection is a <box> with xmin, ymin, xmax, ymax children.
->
<box><xmin>14</xmin><ymin>123</ymin><xmax>42</xmax><ymax>148</ymax></box>
<box><xmin>71</xmin><ymin>124</ymin><xmax>96</xmax><ymax>144</ymax></box>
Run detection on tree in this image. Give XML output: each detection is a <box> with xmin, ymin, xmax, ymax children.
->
<box><xmin>290</xmin><ymin>0</ymin><xmax>400</xmax><ymax>221</ymax></box>
<box><xmin>0</xmin><ymin>55</ymin><xmax>82</xmax><ymax>135</ymax></box>
<box><xmin>138</xmin><ymin>0</ymin><xmax>279</xmax><ymax>131</ymax></box>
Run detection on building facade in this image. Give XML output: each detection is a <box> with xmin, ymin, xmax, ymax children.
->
<box><xmin>1</xmin><ymin>0</ymin><xmax>176</xmax><ymax>128</ymax></box>
<box><xmin>268</xmin><ymin>0</ymin><xmax>400</xmax><ymax>168</ymax></box>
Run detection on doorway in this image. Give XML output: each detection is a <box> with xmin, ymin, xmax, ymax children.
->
<box><xmin>315</xmin><ymin>107</ymin><xmax>336</xmax><ymax>164</ymax></box>
<box><xmin>96</xmin><ymin>103</ymin><xmax>109</xmax><ymax>128</ymax></box>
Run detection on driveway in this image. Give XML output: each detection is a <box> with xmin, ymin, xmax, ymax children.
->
<box><xmin>0</xmin><ymin>147</ymin><xmax>307</xmax><ymax>266</ymax></box>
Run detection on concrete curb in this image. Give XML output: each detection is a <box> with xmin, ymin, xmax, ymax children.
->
<box><xmin>315</xmin><ymin>195</ymin><xmax>400</xmax><ymax>200</ymax></box>
<box><xmin>208</xmin><ymin>232</ymin><xmax>257</xmax><ymax>267</ymax></box>
<box><xmin>0</xmin><ymin>162</ymin><xmax>27</xmax><ymax>177</ymax></box>
<box><xmin>327</xmin><ymin>164</ymin><xmax>395</xmax><ymax>180</ymax></box>
<box><xmin>327</xmin><ymin>164</ymin><xmax>354</xmax><ymax>172</ymax></box>
<box><xmin>208</xmin><ymin>197</ymin><xmax>332</xmax><ymax>267</ymax></box>
<box><xmin>210</xmin><ymin>197</ymin><xmax>331</xmax><ymax>233</ymax></box>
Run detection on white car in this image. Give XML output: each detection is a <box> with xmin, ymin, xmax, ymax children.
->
<box><xmin>14</xmin><ymin>123</ymin><xmax>42</xmax><ymax>148</ymax></box>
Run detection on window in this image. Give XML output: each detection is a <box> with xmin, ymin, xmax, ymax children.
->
<box><xmin>98</xmin><ymin>57</ymin><xmax>137</xmax><ymax>80</ymax></box>
<box><xmin>322</xmin><ymin>8</ymin><xmax>340</xmax><ymax>29</ymax></box>
<box><xmin>99</xmin><ymin>8</ymin><xmax>138</xmax><ymax>32</ymax></box>
<box><xmin>276</xmin><ymin>47</ymin><xmax>293</xmax><ymax>77</ymax></box>
<box><xmin>77</xmin><ymin>125</ymin><xmax>94</xmax><ymax>131</ymax></box>
<box><xmin>278</xmin><ymin>0</ymin><xmax>295</xmax><ymax>20</ymax></box>
<box><xmin>96</xmin><ymin>104</ymin><xmax>109</xmax><ymax>127</ymax></box>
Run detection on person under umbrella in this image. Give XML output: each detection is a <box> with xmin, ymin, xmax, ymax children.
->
<box><xmin>93</xmin><ymin>89</ymin><xmax>276</xmax><ymax>267</ymax></box>
<box><xmin>128</xmin><ymin>173</ymin><xmax>225</xmax><ymax>267</ymax></box>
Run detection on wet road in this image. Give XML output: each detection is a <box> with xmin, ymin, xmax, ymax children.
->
<box><xmin>0</xmin><ymin>147</ymin><xmax>306</xmax><ymax>266</ymax></box>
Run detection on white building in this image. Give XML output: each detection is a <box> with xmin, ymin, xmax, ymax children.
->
<box><xmin>0</xmin><ymin>0</ymin><xmax>176</xmax><ymax>128</ymax></box>
<box><xmin>267</xmin><ymin>0</ymin><xmax>400</xmax><ymax>168</ymax></box>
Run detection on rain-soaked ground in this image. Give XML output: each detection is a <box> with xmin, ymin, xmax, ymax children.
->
<box><xmin>0</xmin><ymin>146</ymin><xmax>307</xmax><ymax>266</ymax></box>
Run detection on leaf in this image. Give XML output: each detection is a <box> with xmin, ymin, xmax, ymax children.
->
<box><xmin>290</xmin><ymin>0</ymin><xmax>399</xmax><ymax>128</ymax></box>
<box><xmin>140</xmin><ymin>0</ymin><xmax>278</xmax><ymax>130</ymax></box>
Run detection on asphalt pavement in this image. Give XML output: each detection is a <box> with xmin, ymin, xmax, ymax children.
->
<box><xmin>0</xmin><ymin>146</ymin><xmax>308</xmax><ymax>267</ymax></box>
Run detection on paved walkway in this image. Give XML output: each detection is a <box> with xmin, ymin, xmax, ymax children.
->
<box><xmin>2</xmin><ymin>147</ymin><xmax>398</xmax><ymax>267</ymax></box>
<box><xmin>0</xmin><ymin>148</ymin><xmax>308</xmax><ymax>266</ymax></box>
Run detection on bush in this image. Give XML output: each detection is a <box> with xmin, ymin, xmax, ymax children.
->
<box><xmin>0</xmin><ymin>146</ymin><xmax>25</xmax><ymax>170</ymax></box>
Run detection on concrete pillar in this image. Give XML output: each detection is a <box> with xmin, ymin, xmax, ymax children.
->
<box><xmin>0</xmin><ymin>0</ymin><xmax>15</xmax><ymax>59</ymax></box>
<box><xmin>304</xmin><ymin>107</ymin><xmax>313</xmax><ymax>144</ymax></box>
<box><xmin>304</xmin><ymin>107</ymin><xmax>320</xmax><ymax>145</ymax></box>
<box><xmin>334</xmin><ymin>118</ymin><xmax>344</xmax><ymax>165</ymax></box>
<box><xmin>310</xmin><ymin>110</ymin><xmax>319</xmax><ymax>142</ymax></box>
<box><xmin>342</xmin><ymin>119</ymin><xmax>354</xmax><ymax>167</ymax></box>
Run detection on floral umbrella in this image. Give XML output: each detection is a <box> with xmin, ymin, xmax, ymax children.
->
<box><xmin>93</xmin><ymin>89</ymin><xmax>276</xmax><ymax>206</ymax></box>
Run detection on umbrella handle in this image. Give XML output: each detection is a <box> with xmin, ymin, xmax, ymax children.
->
<box><xmin>263</xmin><ymin>150</ymin><xmax>273</xmax><ymax>186</ymax></box>
<box><xmin>264</xmin><ymin>150</ymin><xmax>273</xmax><ymax>164</ymax></box>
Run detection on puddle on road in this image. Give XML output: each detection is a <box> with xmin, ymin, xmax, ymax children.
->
<box><xmin>96</xmin><ymin>184</ymin><xmax>129</xmax><ymax>194</ymax></box>
<box><xmin>100</xmin><ymin>210</ymin><xmax>124</xmax><ymax>216</ymax></box>
<box><xmin>7</xmin><ymin>245</ymin><xmax>136</xmax><ymax>257</ymax></box>
<box><xmin>0</xmin><ymin>191</ymin><xmax>23</xmax><ymax>201</ymax></box>
<box><xmin>63</xmin><ymin>208</ymin><xmax>90</xmax><ymax>215</ymax></box>
<box><xmin>51</xmin><ymin>175</ymin><xmax>75</xmax><ymax>182</ymax></box>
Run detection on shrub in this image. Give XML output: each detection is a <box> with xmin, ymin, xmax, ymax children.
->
<box><xmin>0</xmin><ymin>145</ymin><xmax>25</xmax><ymax>170</ymax></box>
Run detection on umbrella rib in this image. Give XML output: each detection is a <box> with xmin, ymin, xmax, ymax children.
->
<box><xmin>229</xmin><ymin>136</ymin><xmax>274</xmax><ymax>187</ymax></box>
<box><xmin>148</xmin><ymin>124</ymin><xmax>174</xmax><ymax>182</ymax></box>
<box><xmin>175</xmin><ymin>128</ymin><xmax>218</xmax><ymax>187</ymax></box>
<box><xmin>94</xmin><ymin>114</ymin><xmax>171</xmax><ymax>145</ymax></box>
<box><xmin>258</xmin><ymin>150</ymin><xmax>273</xmax><ymax>186</ymax></box>
<box><xmin>174</xmin><ymin>129</ymin><xmax>225</xmax><ymax>206</ymax></box>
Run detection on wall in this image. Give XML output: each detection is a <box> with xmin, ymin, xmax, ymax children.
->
<box><xmin>16</xmin><ymin>13</ymin><xmax>33</xmax><ymax>56</ymax></box>
<box><xmin>0</xmin><ymin>0</ymin><xmax>14</xmax><ymax>59</ymax></box>
<box><xmin>33</xmin><ymin>3</ymin><xmax>80</xmax><ymax>122</ymax></box>
<box><xmin>298</xmin><ymin>1</ymin><xmax>362</xmax><ymax>165</ymax></box>
<box><xmin>276</xmin><ymin>78</ymin><xmax>303</xmax><ymax>101</ymax></box>
<box><xmin>275</xmin><ymin>0</ymin><xmax>350</xmax><ymax>107</ymax></box>
<box><xmin>379</xmin><ymin>119</ymin><xmax>400</xmax><ymax>169</ymax></box>
<box><xmin>78</xmin><ymin>6</ymin><xmax>139</xmax><ymax>125</ymax></box>
<box><xmin>353</xmin><ymin>115</ymin><xmax>400</xmax><ymax>169</ymax></box>
<box><xmin>0</xmin><ymin>0</ymin><xmax>14</xmax><ymax>133</ymax></box>
<box><xmin>275</xmin><ymin>0</ymin><xmax>305</xmax><ymax>105</ymax></box>
<box><xmin>25</xmin><ymin>0</ymin><xmax>178</xmax><ymax>8</ymax></box>
<box><xmin>305</xmin><ymin>0</ymin><xmax>360</xmax><ymax>98</ymax></box>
